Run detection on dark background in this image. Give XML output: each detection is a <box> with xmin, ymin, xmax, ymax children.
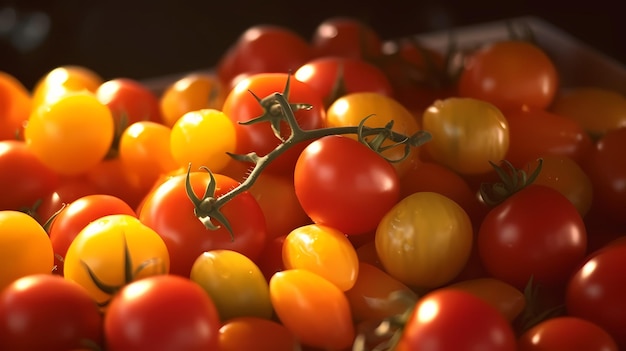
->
<box><xmin>2</xmin><ymin>0</ymin><xmax>625</xmax><ymax>90</ymax></box>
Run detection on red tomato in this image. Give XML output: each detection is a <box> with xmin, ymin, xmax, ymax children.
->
<box><xmin>395</xmin><ymin>289</ymin><xmax>517</xmax><ymax>351</ymax></box>
<box><xmin>0</xmin><ymin>274</ymin><xmax>103</xmax><ymax>351</ymax></box>
<box><xmin>34</xmin><ymin>175</ymin><xmax>100</xmax><ymax>225</ymax></box>
<box><xmin>478</xmin><ymin>184</ymin><xmax>587</xmax><ymax>289</ymax></box>
<box><xmin>0</xmin><ymin>71</ymin><xmax>32</xmax><ymax>141</ymax></box>
<box><xmin>0</xmin><ymin>140</ymin><xmax>60</xmax><ymax>211</ymax></box>
<box><xmin>517</xmin><ymin>316</ymin><xmax>619</xmax><ymax>351</ymax></box>
<box><xmin>216</xmin><ymin>25</ymin><xmax>313</xmax><ymax>86</ymax></box>
<box><xmin>504</xmin><ymin>105</ymin><xmax>594</xmax><ymax>167</ymax></box>
<box><xmin>293</xmin><ymin>56</ymin><xmax>393</xmax><ymax>108</ymax></box>
<box><xmin>566</xmin><ymin>244</ymin><xmax>626</xmax><ymax>349</ymax></box>
<box><xmin>310</xmin><ymin>16</ymin><xmax>383</xmax><ymax>60</ymax></box>
<box><xmin>457</xmin><ymin>40</ymin><xmax>559</xmax><ymax>111</ymax></box>
<box><xmin>138</xmin><ymin>170</ymin><xmax>267</xmax><ymax>276</ymax></box>
<box><xmin>221</xmin><ymin>73</ymin><xmax>326</xmax><ymax>175</ymax></box>
<box><xmin>104</xmin><ymin>274</ymin><xmax>221</xmax><ymax>351</ymax></box>
<box><xmin>294</xmin><ymin>135</ymin><xmax>400</xmax><ymax>235</ymax></box>
<box><xmin>255</xmin><ymin>234</ymin><xmax>287</xmax><ymax>282</ymax></box>
<box><xmin>96</xmin><ymin>77</ymin><xmax>163</xmax><ymax>128</ymax></box>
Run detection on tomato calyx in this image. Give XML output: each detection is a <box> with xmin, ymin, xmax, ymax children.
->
<box><xmin>479</xmin><ymin>158</ymin><xmax>543</xmax><ymax>207</ymax></box>
<box><xmin>324</xmin><ymin>62</ymin><xmax>349</xmax><ymax>109</ymax></box>
<box><xmin>513</xmin><ymin>276</ymin><xmax>566</xmax><ymax>336</ymax></box>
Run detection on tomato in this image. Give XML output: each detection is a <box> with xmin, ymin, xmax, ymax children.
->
<box><xmin>104</xmin><ymin>274</ymin><xmax>221</xmax><ymax>351</ymax></box>
<box><xmin>169</xmin><ymin>108</ymin><xmax>237</xmax><ymax>173</ymax></box>
<box><xmin>344</xmin><ymin>261</ymin><xmax>418</xmax><ymax>323</ymax></box>
<box><xmin>255</xmin><ymin>234</ymin><xmax>287</xmax><ymax>282</ymax></box>
<box><xmin>0</xmin><ymin>210</ymin><xmax>54</xmax><ymax>291</ymax></box>
<box><xmin>63</xmin><ymin>214</ymin><xmax>170</xmax><ymax>307</ymax></box>
<box><xmin>0</xmin><ymin>140</ymin><xmax>60</xmax><ymax>211</ymax></box>
<box><xmin>159</xmin><ymin>72</ymin><xmax>227</xmax><ymax>128</ymax></box>
<box><xmin>395</xmin><ymin>289</ymin><xmax>517</xmax><ymax>351</ymax></box>
<box><xmin>375</xmin><ymin>191</ymin><xmax>473</xmax><ymax>289</ymax></box>
<box><xmin>457</xmin><ymin>40</ymin><xmax>559</xmax><ymax>111</ymax></box>
<box><xmin>219</xmin><ymin>316</ymin><xmax>299</xmax><ymax>351</ymax></box>
<box><xmin>517</xmin><ymin>316</ymin><xmax>619</xmax><ymax>351</ymax></box>
<box><xmin>95</xmin><ymin>77</ymin><xmax>163</xmax><ymax>128</ymax></box>
<box><xmin>269</xmin><ymin>269</ymin><xmax>355</xmax><ymax>350</ymax></box>
<box><xmin>566</xmin><ymin>244</ymin><xmax>626</xmax><ymax>349</ymax></box>
<box><xmin>0</xmin><ymin>274</ymin><xmax>103</xmax><ymax>351</ymax></box>
<box><xmin>24</xmin><ymin>91</ymin><xmax>115</xmax><ymax>176</ymax></box>
<box><xmin>583</xmin><ymin>127</ymin><xmax>626</xmax><ymax>227</ymax></box>
<box><xmin>325</xmin><ymin>91</ymin><xmax>421</xmax><ymax>177</ymax></box>
<box><xmin>478</xmin><ymin>184</ymin><xmax>587</xmax><ymax>290</ymax></box>
<box><xmin>310</xmin><ymin>16</ymin><xmax>383</xmax><ymax>60</ymax></box>
<box><xmin>31</xmin><ymin>65</ymin><xmax>103</xmax><ymax>108</ymax></box>
<box><xmin>294</xmin><ymin>56</ymin><xmax>393</xmax><ymax>108</ymax></box>
<box><xmin>247</xmin><ymin>172</ymin><xmax>311</xmax><ymax>239</ymax></box>
<box><xmin>221</xmin><ymin>72</ymin><xmax>326</xmax><ymax>175</ymax></box>
<box><xmin>138</xmin><ymin>170</ymin><xmax>267</xmax><ymax>276</ymax></box>
<box><xmin>216</xmin><ymin>25</ymin><xmax>312</xmax><ymax>86</ymax></box>
<box><xmin>48</xmin><ymin>194</ymin><xmax>137</xmax><ymax>275</ymax></box>
<box><xmin>190</xmin><ymin>249</ymin><xmax>273</xmax><ymax>322</ymax></box>
<box><xmin>0</xmin><ymin>71</ymin><xmax>32</xmax><ymax>141</ymax></box>
<box><xmin>504</xmin><ymin>105</ymin><xmax>594</xmax><ymax>167</ymax></box>
<box><xmin>34</xmin><ymin>175</ymin><xmax>101</xmax><ymax>225</ymax></box>
<box><xmin>523</xmin><ymin>156</ymin><xmax>593</xmax><ymax>218</ymax></box>
<box><xmin>549</xmin><ymin>86</ymin><xmax>626</xmax><ymax>138</ymax></box>
<box><xmin>283</xmin><ymin>223</ymin><xmax>359</xmax><ymax>291</ymax></box>
<box><xmin>294</xmin><ymin>135</ymin><xmax>400</xmax><ymax>236</ymax></box>
<box><xmin>118</xmin><ymin>120</ymin><xmax>179</xmax><ymax>188</ymax></box>
<box><xmin>445</xmin><ymin>277</ymin><xmax>525</xmax><ymax>322</ymax></box>
<box><xmin>422</xmin><ymin>97</ymin><xmax>510</xmax><ymax>175</ymax></box>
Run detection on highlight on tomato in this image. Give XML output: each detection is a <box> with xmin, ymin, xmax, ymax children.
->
<box><xmin>31</xmin><ymin>65</ymin><xmax>103</xmax><ymax>108</ymax></box>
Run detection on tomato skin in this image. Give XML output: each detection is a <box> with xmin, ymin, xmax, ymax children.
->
<box><xmin>219</xmin><ymin>316</ymin><xmax>299</xmax><ymax>351</ymax></box>
<box><xmin>294</xmin><ymin>135</ymin><xmax>400</xmax><ymax>236</ymax></box>
<box><xmin>0</xmin><ymin>274</ymin><xmax>103</xmax><ymax>351</ymax></box>
<box><xmin>457</xmin><ymin>40</ymin><xmax>559</xmax><ymax>111</ymax></box>
<box><xmin>31</xmin><ymin>65</ymin><xmax>103</xmax><ymax>108</ymax></box>
<box><xmin>138</xmin><ymin>171</ymin><xmax>267</xmax><ymax>276</ymax></box>
<box><xmin>566</xmin><ymin>244</ymin><xmax>626</xmax><ymax>349</ymax></box>
<box><xmin>478</xmin><ymin>185</ymin><xmax>587</xmax><ymax>290</ymax></box>
<box><xmin>310</xmin><ymin>16</ymin><xmax>383</xmax><ymax>60</ymax></box>
<box><xmin>375</xmin><ymin>191</ymin><xmax>473</xmax><ymax>289</ymax></box>
<box><xmin>104</xmin><ymin>274</ymin><xmax>221</xmax><ymax>351</ymax></box>
<box><xmin>396</xmin><ymin>289</ymin><xmax>517</xmax><ymax>351</ymax></box>
<box><xmin>517</xmin><ymin>316</ymin><xmax>619</xmax><ymax>351</ymax></box>
<box><xmin>269</xmin><ymin>269</ymin><xmax>355</xmax><ymax>350</ymax></box>
<box><xmin>96</xmin><ymin>77</ymin><xmax>163</xmax><ymax>127</ymax></box>
<box><xmin>445</xmin><ymin>277</ymin><xmax>525</xmax><ymax>322</ymax></box>
<box><xmin>0</xmin><ymin>71</ymin><xmax>32</xmax><ymax>141</ymax></box>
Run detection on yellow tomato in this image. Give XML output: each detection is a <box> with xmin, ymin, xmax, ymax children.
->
<box><xmin>63</xmin><ymin>214</ymin><xmax>170</xmax><ymax>308</ymax></box>
<box><xmin>0</xmin><ymin>210</ymin><xmax>54</xmax><ymax>290</ymax></box>
<box><xmin>422</xmin><ymin>97</ymin><xmax>509</xmax><ymax>175</ymax></box>
<box><xmin>31</xmin><ymin>65</ymin><xmax>103</xmax><ymax>108</ymax></box>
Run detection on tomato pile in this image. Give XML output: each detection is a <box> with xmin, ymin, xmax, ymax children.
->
<box><xmin>1</xmin><ymin>16</ymin><xmax>626</xmax><ymax>351</ymax></box>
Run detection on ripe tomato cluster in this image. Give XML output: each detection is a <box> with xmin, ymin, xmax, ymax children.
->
<box><xmin>1</xmin><ymin>16</ymin><xmax>626</xmax><ymax>351</ymax></box>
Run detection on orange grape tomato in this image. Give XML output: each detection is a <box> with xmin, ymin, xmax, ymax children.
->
<box><xmin>219</xmin><ymin>316</ymin><xmax>299</xmax><ymax>351</ymax></box>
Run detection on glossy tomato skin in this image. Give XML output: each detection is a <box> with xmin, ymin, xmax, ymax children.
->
<box><xmin>219</xmin><ymin>316</ymin><xmax>299</xmax><ymax>351</ymax></box>
<box><xmin>0</xmin><ymin>274</ymin><xmax>103</xmax><ymax>351</ymax></box>
<box><xmin>0</xmin><ymin>71</ymin><xmax>32</xmax><ymax>141</ymax></box>
<box><xmin>457</xmin><ymin>40</ymin><xmax>559</xmax><ymax>111</ymax></box>
<box><xmin>517</xmin><ymin>316</ymin><xmax>619</xmax><ymax>351</ymax></box>
<box><xmin>566</xmin><ymin>244</ymin><xmax>626</xmax><ymax>349</ymax></box>
<box><xmin>310</xmin><ymin>16</ymin><xmax>383</xmax><ymax>60</ymax></box>
<box><xmin>95</xmin><ymin>77</ymin><xmax>163</xmax><ymax>127</ymax></box>
<box><xmin>138</xmin><ymin>171</ymin><xmax>267</xmax><ymax>276</ymax></box>
<box><xmin>104</xmin><ymin>274</ymin><xmax>221</xmax><ymax>351</ymax></box>
<box><xmin>221</xmin><ymin>73</ymin><xmax>326</xmax><ymax>175</ymax></box>
<box><xmin>395</xmin><ymin>289</ymin><xmax>517</xmax><ymax>351</ymax></box>
<box><xmin>294</xmin><ymin>135</ymin><xmax>400</xmax><ymax>236</ymax></box>
<box><xmin>478</xmin><ymin>185</ymin><xmax>587</xmax><ymax>290</ymax></box>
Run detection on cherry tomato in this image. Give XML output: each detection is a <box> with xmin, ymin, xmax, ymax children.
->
<box><xmin>283</xmin><ymin>223</ymin><xmax>359</xmax><ymax>291</ymax></box>
<box><xmin>445</xmin><ymin>277</ymin><xmax>525</xmax><ymax>322</ymax></box>
<box><xmin>63</xmin><ymin>214</ymin><xmax>170</xmax><ymax>307</ymax></box>
<box><xmin>24</xmin><ymin>91</ymin><xmax>115</xmax><ymax>176</ymax></box>
<box><xmin>104</xmin><ymin>274</ymin><xmax>221</xmax><ymax>351</ymax></box>
<box><xmin>478</xmin><ymin>184</ymin><xmax>587</xmax><ymax>289</ymax></box>
<box><xmin>190</xmin><ymin>249</ymin><xmax>273</xmax><ymax>322</ymax></box>
<box><xmin>219</xmin><ymin>316</ymin><xmax>299</xmax><ymax>351</ymax></box>
<box><xmin>422</xmin><ymin>97</ymin><xmax>510</xmax><ymax>175</ymax></box>
<box><xmin>457</xmin><ymin>40</ymin><xmax>559</xmax><ymax>111</ymax></box>
<box><xmin>221</xmin><ymin>72</ymin><xmax>326</xmax><ymax>175</ymax></box>
<box><xmin>0</xmin><ymin>210</ymin><xmax>54</xmax><ymax>291</ymax></box>
<box><xmin>95</xmin><ymin>77</ymin><xmax>163</xmax><ymax>128</ymax></box>
<box><xmin>138</xmin><ymin>170</ymin><xmax>267</xmax><ymax>276</ymax></box>
<box><xmin>0</xmin><ymin>274</ymin><xmax>103</xmax><ymax>351</ymax></box>
<box><xmin>517</xmin><ymin>316</ymin><xmax>619</xmax><ymax>351</ymax></box>
<box><xmin>34</xmin><ymin>175</ymin><xmax>101</xmax><ymax>225</ymax></box>
<box><xmin>0</xmin><ymin>71</ymin><xmax>32</xmax><ymax>141</ymax></box>
<box><xmin>31</xmin><ymin>65</ymin><xmax>103</xmax><ymax>108</ymax></box>
<box><xmin>269</xmin><ymin>269</ymin><xmax>355</xmax><ymax>350</ymax></box>
<box><xmin>566</xmin><ymin>244</ymin><xmax>626</xmax><ymax>349</ymax></box>
<box><xmin>310</xmin><ymin>16</ymin><xmax>383</xmax><ymax>60</ymax></box>
<box><xmin>395</xmin><ymin>289</ymin><xmax>517</xmax><ymax>351</ymax></box>
<box><xmin>294</xmin><ymin>135</ymin><xmax>400</xmax><ymax>236</ymax></box>
<box><xmin>375</xmin><ymin>191</ymin><xmax>473</xmax><ymax>289</ymax></box>
<box><xmin>549</xmin><ymin>86</ymin><xmax>626</xmax><ymax>138</ymax></box>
